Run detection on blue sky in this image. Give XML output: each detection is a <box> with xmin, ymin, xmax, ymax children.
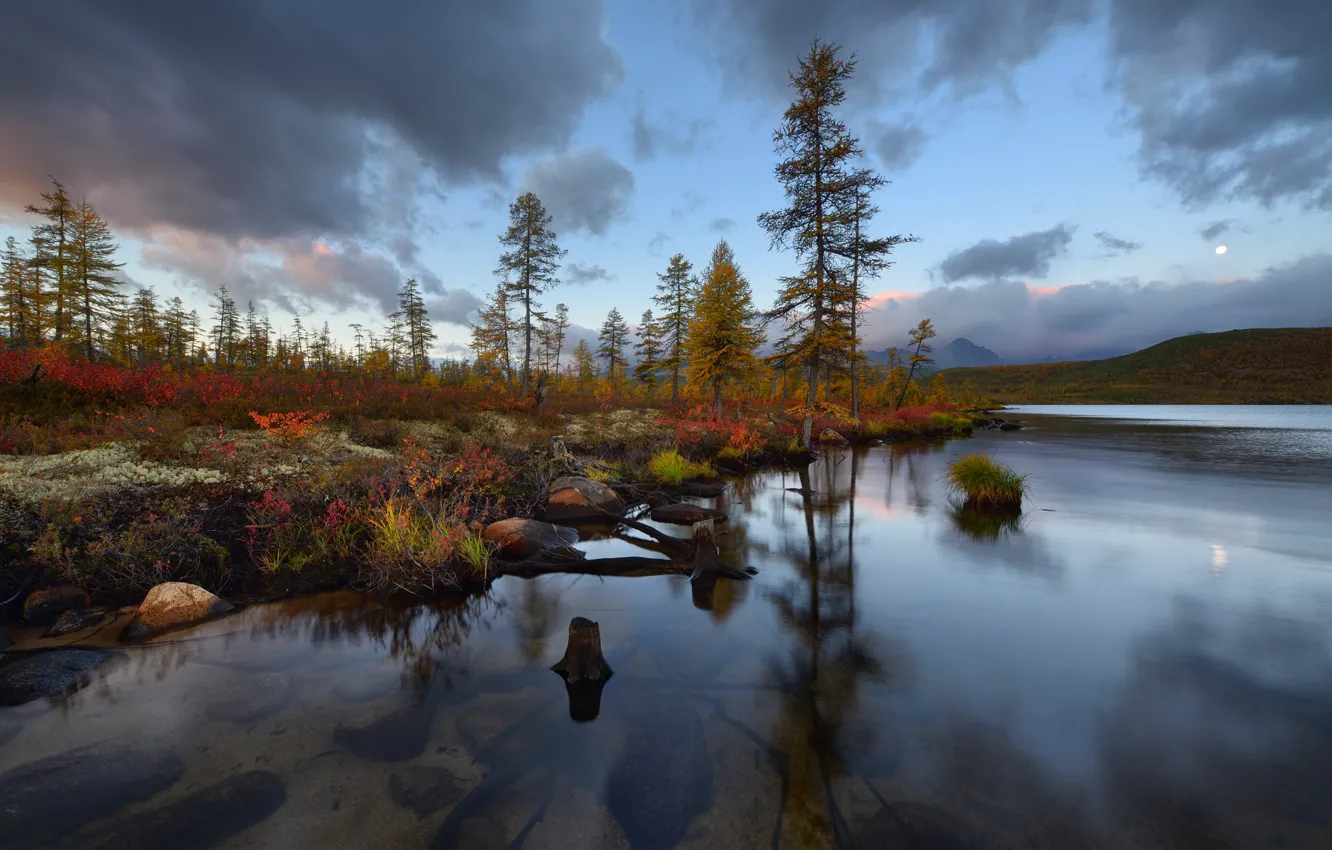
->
<box><xmin>1</xmin><ymin>0</ymin><xmax>1328</xmax><ymax>361</ymax></box>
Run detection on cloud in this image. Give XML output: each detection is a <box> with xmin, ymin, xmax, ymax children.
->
<box><xmin>871</xmin><ymin>120</ymin><xmax>929</xmax><ymax>170</ymax></box>
<box><xmin>647</xmin><ymin>231</ymin><xmax>671</xmax><ymax>256</ymax></box>
<box><xmin>1109</xmin><ymin>0</ymin><xmax>1332</xmax><ymax>211</ymax></box>
<box><xmin>709</xmin><ymin>217</ymin><xmax>736</xmax><ymax>233</ymax></box>
<box><xmin>939</xmin><ymin>224</ymin><xmax>1076</xmax><ymax>282</ymax></box>
<box><xmin>670</xmin><ymin>192</ymin><xmax>709</xmax><ymax>219</ymax></box>
<box><xmin>1199</xmin><ymin>219</ymin><xmax>1248</xmax><ymax>243</ymax></box>
<box><xmin>425</xmin><ymin>289</ymin><xmax>485</xmax><ymax>327</ymax></box>
<box><xmin>862</xmin><ymin>253</ymin><xmax>1332</xmax><ymax>360</ymax></box>
<box><xmin>631</xmin><ymin>94</ymin><xmax>711</xmax><ymax>162</ymax></box>
<box><xmin>1093</xmin><ymin>231</ymin><xmax>1142</xmax><ymax>256</ymax></box>
<box><xmin>565</xmin><ymin>262</ymin><xmax>614</xmax><ymax>284</ymax></box>
<box><xmin>521</xmin><ymin>147</ymin><xmax>634</xmax><ymax>237</ymax></box>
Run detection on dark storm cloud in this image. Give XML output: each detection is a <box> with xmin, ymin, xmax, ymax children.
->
<box><xmin>1110</xmin><ymin>0</ymin><xmax>1332</xmax><ymax>211</ymax></box>
<box><xmin>939</xmin><ymin>225</ymin><xmax>1076</xmax><ymax>282</ymax></box>
<box><xmin>1093</xmin><ymin>231</ymin><xmax>1142</xmax><ymax>256</ymax></box>
<box><xmin>566</xmin><ymin>262</ymin><xmax>615</xmax><ymax>284</ymax></box>
<box><xmin>864</xmin><ymin>253</ymin><xmax>1332</xmax><ymax>360</ymax></box>
<box><xmin>871</xmin><ymin>121</ymin><xmax>929</xmax><ymax>171</ymax></box>
<box><xmin>521</xmin><ymin>148</ymin><xmax>634</xmax><ymax>237</ymax></box>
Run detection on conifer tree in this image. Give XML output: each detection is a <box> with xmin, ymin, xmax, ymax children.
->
<box><xmin>469</xmin><ymin>281</ymin><xmax>515</xmax><ymax>389</ymax></box>
<box><xmin>572</xmin><ymin>338</ymin><xmax>597</xmax><ymax>392</ymax></box>
<box><xmin>758</xmin><ymin>40</ymin><xmax>867</xmax><ymax>447</ymax></box>
<box><xmin>129</xmin><ymin>287</ymin><xmax>161</xmax><ymax>363</ymax></box>
<box><xmin>652</xmin><ymin>253</ymin><xmax>695</xmax><ymax>403</ymax></box>
<box><xmin>25</xmin><ymin>178</ymin><xmax>75</xmax><ymax>342</ymax></box>
<box><xmin>397</xmin><ymin>278</ymin><xmax>435</xmax><ymax>384</ymax></box>
<box><xmin>684</xmin><ymin>240</ymin><xmax>763</xmax><ymax>417</ymax></box>
<box><xmin>211</xmin><ymin>284</ymin><xmax>241</xmax><ymax>369</ymax></box>
<box><xmin>66</xmin><ymin>200</ymin><xmax>123</xmax><ymax>360</ymax></box>
<box><xmin>597</xmin><ymin>307</ymin><xmax>630</xmax><ymax>388</ymax></box>
<box><xmin>896</xmin><ymin>318</ymin><xmax>937</xmax><ymax>409</ymax></box>
<box><xmin>633</xmin><ymin>309</ymin><xmax>664</xmax><ymax>394</ymax></box>
<box><xmin>550</xmin><ymin>303</ymin><xmax>570</xmax><ymax>372</ymax></box>
<box><xmin>497</xmin><ymin>193</ymin><xmax>566</xmax><ymax>396</ymax></box>
<box><xmin>1</xmin><ymin>237</ymin><xmax>34</xmax><ymax>344</ymax></box>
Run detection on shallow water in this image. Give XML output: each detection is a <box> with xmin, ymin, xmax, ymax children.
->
<box><xmin>4</xmin><ymin>406</ymin><xmax>1332</xmax><ymax>849</ymax></box>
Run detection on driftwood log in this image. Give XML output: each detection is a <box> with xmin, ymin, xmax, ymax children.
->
<box><xmin>550</xmin><ymin>617</ymin><xmax>613</xmax><ymax>722</ymax></box>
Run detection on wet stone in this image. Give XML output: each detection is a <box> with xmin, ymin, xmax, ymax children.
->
<box><xmin>21</xmin><ymin>585</ymin><xmax>89</xmax><ymax>626</ymax></box>
<box><xmin>80</xmin><ymin>770</ymin><xmax>287</xmax><ymax>850</ymax></box>
<box><xmin>335</xmin><ymin>698</ymin><xmax>436</xmax><ymax>762</ymax></box>
<box><xmin>389</xmin><ymin>765</ymin><xmax>467</xmax><ymax>818</ymax></box>
<box><xmin>0</xmin><ymin>648</ymin><xmax>122</xmax><ymax>707</ymax></box>
<box><xmin>120</xmin><ymin>581</ymin><xmax>234</xmax><ymax>641</ymax></box>
<box><xmin>43</xmin><ymin>607</ymin><xmax>107</xmax><ymax>638</ymax></box>
<box><xmin>205</xmin><ymin>672</ymin><xmax>294</xmax><ymax>724</ymax></box>
<box><xmin>605</xmin><ymin>699</ymin><xmax>714</xmax><ymax>850</ymax></box>
<box><xmin>649</xmin><ymin>503</ymin><xmax>729</xmax><ymax>525</ymax></box>
<box><xmin>0</xmin><ymin>739</ymin><xmax>186</xmax><ymax>850</ymax></box>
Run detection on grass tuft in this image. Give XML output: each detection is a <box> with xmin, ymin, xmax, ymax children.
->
<box><xmin>647</xmin><ymin>449</ymin><xmax>714</xmax><ymax>485</ymax></box>
<box><xmin>457</xmin><ymin>533</ymin><xmax>492</xmax><ymax>576</ymax></box>
<box><xmin>944</xmin><ymin>453</ymin><xmax>1029</xmax><ymax>511</ymax></box>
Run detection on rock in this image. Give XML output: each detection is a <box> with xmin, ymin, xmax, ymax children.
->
<box><xmin>21</xmin><ymin>584</ymin><xmax>89</xmax><ymax>626</ymax></box>
<box><xmin>335</xmin><ymin>698</ymin><xmax>437</xmax><ymax>762</ymax></box>
<box><xmin>998</xmin><ymin>421</ymin><xmax>1023</xmax><ymax>431</ymax></box>
<box><xmin>120</xmin><ymin>582</ymin><xmax>234</xmax><ymax>641</ymax></box>
<box><xmin>0</xmin><ymin>648</ymin><xmax>123</xmax><ymax>707</ymax></box>
<box><xmin>667</xmin><ymin>481</ymin><xmax>727</xmax><ymax>498</ymax></box>
<box><xmin>483</xmin><ymin>518</ymin><xmax>580</xmax><ymax>560</ymax></box>
<box><xmin>545</xmin><ymin>477</ymin><xmax>625</xmax><ymax>521</ymax></box>
<box><xmin>0</xmin><ymin>740</ymin><xmax>185</xmax><ymax>849</ymax></box>
<box><xmin>43</xmin><ymin>607</ymin><xmax>107</xmax><ymax>638</ymax></box>
<box><xmin>853</xmin><ymin>802</ymin><xmax>976</xmax><ymax>849</ymax></box>
<box><xmin>818</xmin><ymin>428</ymin><xmax>849</xmax><ymax>445</ymax></box>
<box><xmin>80</xmin><ymin>770</ymin><xmax>286</xmax><ymax>850</ymax></box>
<box><xmin>205</xmin><ymin>672</ymin><xmax>293</xmax><ymax>724</ymax></box>
<box><xmin>605</xmin><ymin>699</ymin><xmax>713</xmax><ymax>850</ymax></box>
<box><xmin>649</xmin><ymin>503</ymin><xmax>728</xmax><ymax>525</ymax></box>
<box><xmin>388</xmin><ymin>765</ymin><xmax>466</xmax><ymax>818</ymax></box>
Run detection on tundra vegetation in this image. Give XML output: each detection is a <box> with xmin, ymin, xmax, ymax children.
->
<box><xmin>0</xmin><ymin>41</ymin><xmax>992</xmax><ymax>609</ymax></box>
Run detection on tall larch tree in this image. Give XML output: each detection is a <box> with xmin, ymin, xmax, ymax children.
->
<box><xmin>758</xmin><ymin>40</ymin><xmax>866</xmax><ymax>448</ymax></box>
<box><xmin>25</xmin><ymin>178</ymin><xmax>75</xmax><ymax>342</ymax></box>
<box><xmin>497</xmin><ymin>192</ymin><xmax>566</xmax><ymax>397</ymax></box>
<box><xmin>2</xmin><ymin>237</ymin><xmax>34</xmax><ymax>344</ymax></box>
<box><xmin>129</xmin><ymin>287</ymin><xmax>161</xmax><ymax>363</ymax></box>
<box><xmin>633</xmin><ymin>309</ymin><xmax>664</xmax><ymax>394</ymax></box>
<box><xmin>571</xmin><ymin>339</ymin><xmax>597</xmax><ymax>392</ymax></box>
<box><xmin>896</xmin><ymin>318</ymin><xmax>937</xmax><ymax>409</ymax></box>
<box><xmin>469</xmin><ymin>281</ymin><xmax>515</xmax><ymax>390</ymax></box>
<box><xmin>66</xmin><ymin>200</ymin><xmax>123</xmax><ymax>360</ymax></box>
<box><xmin>653</xmin><ymin>253</ymin><xmax>695</xmax><ymax>404</ymax></box>
<box><xmin>597</xmin><ymin>307</ymin><xmax>630</xmax><ymax>388</ymax></box>
<box><xmin>211</xmin><ymin>284</ymin><xmax>241</xmax><ymax>369</ymax></box>
<box><xmin>684</xmin><ymin>240</ymin><xmax>763</xmax><ymax>417</ymax></box>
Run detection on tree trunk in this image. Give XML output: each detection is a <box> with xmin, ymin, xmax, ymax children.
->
<box><xmin>712</xmin><ymin>379</ymin><xmax>723</xmax><ymax>418</ymax></box>
<box><xmin>551</xmin><ymin>616</ymin><xmax>612</xmax><ymax>722</ymax></box>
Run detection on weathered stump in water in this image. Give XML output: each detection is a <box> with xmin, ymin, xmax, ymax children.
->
<box><xmin>551</xmin><ymin>617</ymin><xmax>613</xmax><ymax>722</ymax></box>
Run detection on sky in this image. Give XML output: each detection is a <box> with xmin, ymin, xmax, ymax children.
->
<box><xmin>1</xmin><ymin>0</ymin><xmax>1329</xmax><ymax>362</ymax></box>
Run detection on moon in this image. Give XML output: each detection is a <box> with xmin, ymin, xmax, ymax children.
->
<box><xmin>1215</xmin><ymin>245</ymin><xmax>1228</xmax><ymax>255</ymax></box>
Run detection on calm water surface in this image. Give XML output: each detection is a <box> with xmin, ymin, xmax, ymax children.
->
<box><xmin>3</xmin><ymin>406</ymin><xmax>1332</xmax><ymax>848</ymax></box>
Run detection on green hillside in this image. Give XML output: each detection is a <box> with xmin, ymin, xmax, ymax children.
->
<box><xmin>940</xmin><ymin>328</ymin><xmax>1332</xmax><ymax>404</ymax></box>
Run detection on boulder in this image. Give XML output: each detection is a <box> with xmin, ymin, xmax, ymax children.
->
<box><xmin>0</xmin><ymin>740</ymin><xmax>185</xmax><ymax>849</ymax></box>
<box><xmin>205</xmin><ymin>672</ymin><xmax>294</xmax><ymax>724</ymax></box>
<box><xmin>818</xmin><ymin>428</ymin><xmax>849</xmax><ymax>445</ymax></box>
<box><xmin>545</xmin><ymin>477</ymin><xmax>624</xmax><ymax>521</ymax></box>
<box><xmin>21</xmin><ymin>584</ymin><xmax>89</xmax><ymax>626</ymax></box>
<box><xmin>120</xmin><ymin>582</ymin><xmax>234</xmax><ymax>641</ymax></box>
<box><xmin>649</xmin><ymin>504</ymin><xmax>728</xmax><ymax>525</ymax></box>
<box><xmin>335</xmin><ymin>698</ymin><xmax>438</xmax><ymax>762</ymax></box>
<box><xmin>80</xmin><ymin>770</ymin><xmax>286</xmax><ymax>850</ymax></box>
<box><xmin>388</xmin><ymin>765</ymin><xmax>466</xmax><ymax>819</ymax></box>
<box><xmin>43</xmin><ymin>607</ymin><xmax>107</xmax><ymax>638</ymax></box>
<box><xmin>998</xmin><ymin>421</ymin><xmax>1023</xmax><ymax>431</ymax></box>
<box><xmin>0</xmin><ymin>648</ymin><xmax>123</xmax><ymax>707</ymax></box>
<box><xmin>483</xmin><ymin>518</ymin><xmax>580</xmax><ymax>560</ymax></box>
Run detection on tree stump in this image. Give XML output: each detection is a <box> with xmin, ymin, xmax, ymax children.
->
<box><xmin>551</xmin><ymin>617</ymin><xmax>613</xmax><ymax>723</ymax></box>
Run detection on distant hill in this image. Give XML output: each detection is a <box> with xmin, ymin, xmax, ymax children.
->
<box><xmin>939</xmin><ymin>328</ymin><xmax>1332</xmax><ymax>404</ymax></box>
<box><xmin>867</xmin><ymin>337</ymin><xmax>1004</xmax><ymax>370</ymax></box>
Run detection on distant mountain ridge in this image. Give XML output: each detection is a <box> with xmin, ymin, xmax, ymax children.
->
<box><xmin>866</xmin><ymin>337</ymin><xmax>1003</xmax><ymax>370</ymax></box>
<box><xmin>939</xmin><ymin>328</ymin><xmax>1332</xmax><ymax>404</ymax></box>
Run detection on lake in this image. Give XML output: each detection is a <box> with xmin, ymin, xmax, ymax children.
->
<box><xmin>3</xmin><ymin>405</ymin><xmax>1331</xmax><ymax>849</ymax></box>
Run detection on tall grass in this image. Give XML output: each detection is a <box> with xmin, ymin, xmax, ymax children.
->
<box><xmin>944</xmin><ymin>453</ymin><xmax>1029</xmax><ymax>511</ymax></box>
<box><xmin>456</xmin><ymin>533</ymin><xmax>492</xmax><ymax>577</ymax></box>
<box><xmin>646</xmin><ymin>449</ymin><xmax>714</xmax><ymax>485</ymax></box>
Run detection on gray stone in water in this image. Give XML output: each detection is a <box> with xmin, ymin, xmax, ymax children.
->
<box><xmin>0</xmin><ymin>740</ymin><xmax>186</xmax><ymax>850</ymax></box>
<box><xmin>649</xmin><ymin>503</ymin><xmax>728</xmax><ymax>525</ymax></box>
<box><xmin>42</xmin><ymin>607</ymin><xmax>107</xmax><ymax>638</ymax></box>
<box><xmin>0</xmin><ymin>648</ymin><xmax>123</xmax><ymax>707</ymax></box>
<box><xmin>853</xmin><ymin>802</ymin><xmax>977</xmax><ymax>849</ymax></box>
<box><xmin>80</xmin><ymin>770</ymin><xmax>287</xmax><ymax>850</ymax></box>
<box><xmin>335</xmin><ymin>699</ymin><xmax>436</xmax><ymax>762</ymax></box>
<box><xmin>205</xmin><ymin>672</ymin><xmax>294</xmax><ymax>724</ymax></box>
<box><xmin>483</xmin><ymin>518</ymin><xmax>580</xmax><ymax>560</ymax></box>
<box><xmin>545</xmin><ymin>476</ymin><xmax>625</xmax><ymax>520</ymax></box>
<box><xmin>605</xmin><ymin>700</ymin><xmax>713</xmax><ymax>850</ymax></box>
<box><xmin>388</xmin><ymin>765</ymin><xmax>466</xmax><ymax>818</ymax></box>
